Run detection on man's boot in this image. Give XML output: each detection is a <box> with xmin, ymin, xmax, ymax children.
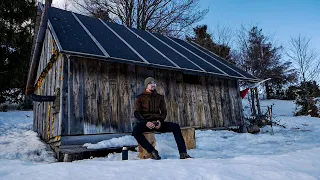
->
<box><xmin>180</xmin><ymin>152</ymin><xmax>192</xmax><ymax>159</ymax></box>
<box><xmin>150</xmin><ymin>150</ymin><xmax>161</xmax><ymax>160</ymax></box>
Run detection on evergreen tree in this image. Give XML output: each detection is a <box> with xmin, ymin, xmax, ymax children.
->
<box><xmin>187</xmin><ymin>25</ymin><xmax>233</xmax><ymax>62</ymax></box>
<box><xmin>236</xmin><ymin>26</ymin><xmax>297</xmax><ymax>115</ymax></box>
<box><xmin>238</xmin><ymin>27</ymin><xmax>297</xmax><ymax>98</ymax></box>
<box><xmin>295</xmin><ymin>81</ymin><xmax>320</xmax><ymax>117</ymax></box>
<box><xmin>0</xmin><ymin>0</ymin><xmax>36</xmax><ymax>103</ymax></box>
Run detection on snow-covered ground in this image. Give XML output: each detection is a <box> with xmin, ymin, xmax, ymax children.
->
<box><xmin>1</xmin><ymin>100</ymin><xmax>320</xmax><ymax>180</ymax></box>
<box><xmin>0</xmin><ymin>111</ymin><xmax>55</xmax><ymax>162</ymax></box>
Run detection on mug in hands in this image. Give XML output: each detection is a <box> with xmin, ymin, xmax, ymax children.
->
<box><xmin>152</xmin><ymin>121</ymin><xmax>159</xmax><ymax>126</ymax></box>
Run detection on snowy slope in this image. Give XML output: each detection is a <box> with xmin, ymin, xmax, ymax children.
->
<box><xmin>242</xmin><ymin>98</ymin><xmax>296</xmax><ymax>117</ymax></box>
<box><xmin>0</xmin><ymin>111</ymin><xmax>55</xmax><ymax>162</ymax></box>
<box><xmin>0</xmin><ymin>100</ymin><xmax>320</xmax><ymax>180</ymax></box>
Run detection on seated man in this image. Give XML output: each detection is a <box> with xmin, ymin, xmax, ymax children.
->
<box><xmin>132</xmin><ymin>77</ymin><xmax>192</xmax><ymax>160</ymax></box>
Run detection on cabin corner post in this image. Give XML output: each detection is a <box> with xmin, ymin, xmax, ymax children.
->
<box><xmin>33</xmin><ymin>100</ymin><xmax>39</xmax><ymax>132</ymax></box>
<box><xmin>67</xmin><ymin>55</ymin><xmax>76</xmax><ymax>135</ymax></box>
<box><xmin>59</xmin><ymin>55</ymin><xmax>69</xmax><ymax>135</ymax></box>
<box><xmin>236</xmin><ymin>80</ymin><xmax>246</xmax><ymax>133</ymax></box>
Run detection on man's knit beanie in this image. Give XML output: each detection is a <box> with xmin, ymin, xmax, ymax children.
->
<box><xmin>144</xmin><ymin>77</ymin><xmax>156</xmax><ymax>88</ymax></box>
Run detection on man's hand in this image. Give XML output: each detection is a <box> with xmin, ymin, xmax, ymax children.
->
<box><xmin>146</xmin><ymin>122</ymin><xmax>155</xmax><ymax>129</ymax></box>
<box><xmin>155</xmin><ymin>121</ymin><xmax>161</xmax><ymax>129</ymax></box>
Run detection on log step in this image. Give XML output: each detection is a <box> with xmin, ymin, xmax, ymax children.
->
<box><xmin>138</xmin><ymin>127</ymin><xmax>196</xmax><ymax>159</ymax></box>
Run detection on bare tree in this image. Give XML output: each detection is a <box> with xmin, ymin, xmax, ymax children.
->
<box><xmin>72</xmin><ymin>0</ymin><xmax>208</xmax><ymax>37</ymax></box>
<box><xmin>287</xmin><ymin>35</ymin><xmax>320</xmax><ymax>117</ymax></box>
<box><xmin>286</xmin><ymin>35</ymin><xmax>320</xmax><ymax>82</ymax></box>
<box><xmin>52</xmin><ymin>0</ymin><xmax>70</xmax><ymax>10</ymax></box>
<box><xmin>211</xmin><ymin>23</ymin><xmax>234</xmax><ymax>47</ymax></box>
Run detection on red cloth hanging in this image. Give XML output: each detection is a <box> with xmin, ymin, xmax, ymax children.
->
<box><xmin>240</xmin><ymin>88</ymin><xmax>250</xmax><ymax>99</ymax></box>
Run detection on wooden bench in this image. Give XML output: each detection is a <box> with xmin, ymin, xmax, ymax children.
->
<box><xmin>138</xmin><ymin>127</ymin><xmax>196</xmax><ymax>159</ymax></box>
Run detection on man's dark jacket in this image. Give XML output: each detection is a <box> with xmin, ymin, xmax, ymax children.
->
<box><xmin>134</xmin><ymin>90</ymin><xmax>167</xmax><ymax>124</ymax></box>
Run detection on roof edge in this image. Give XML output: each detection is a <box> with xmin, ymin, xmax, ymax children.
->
<box><xmin>26</xmin><ymin>1</ymin><xmax>52</xmax><ymax>95</ymax></box>
<box><xmin>62</xmin><ymin>51</ymin><xmax>259</xmax><ymax>81</ymax></box>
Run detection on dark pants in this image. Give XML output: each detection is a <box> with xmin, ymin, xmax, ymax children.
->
<box><xmin>132</xmin><ymin>122</ymin><xmax>187</xmax><ymax>154</ymax></box>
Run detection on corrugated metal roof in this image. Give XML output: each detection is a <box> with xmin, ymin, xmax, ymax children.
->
<box><xmin>48</xmin><ymin>7</ymin><xmax>257</xmax><ymax>80</ymax></box>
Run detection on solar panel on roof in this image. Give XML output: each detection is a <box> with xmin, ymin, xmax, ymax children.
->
<box><xmin>47</xmin><ymin>7</ymin><xmax>257</xmax><ymax>80</ymax></box>
<box><xmin>48</xmin><ymin>8</ymin><xmax>104</xmax><ymax>56</ymax></box>
<box><xmin>152</xmin><ymin>33</ymin><xmax>228</xmax><ymax>76</ymax></box>
<box><xmin>169</xmin><ymin>37</ymin><xmax>247</xmax><ymax>78</ymax></box>
<box><xmin>130</xmin><ymin>28</ymin><xmax>203</xmax><ymax>72</ymax></box>
<box><xmin>189</xmin><ymin>42</ymin><xmax>257</xmax><ymax>79</ymax></box>
<box><xmin>74</xmin><ymin>13</ymin><xmax>145</xmax><ymax>63</ymax></box>
<box><xmin>171</xmin><ymin>38</ymin><xmax>257</xmax><ymax>79</ymax></box>
<box><xmin>102</xmin><ymin>21</ymin><xmax>177</xmax><ymax>68</ymax></box>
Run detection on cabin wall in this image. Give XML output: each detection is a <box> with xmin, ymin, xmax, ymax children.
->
<box><xmin>155</xmin><ymin>70</ymin><xmax>242</xmax><ymax>128</ymax></box>
<box><xmin>66</xmin><ymin>57</ymin><xmax>243</xmax><ymax>135</ymax></box>
<box><xmin>33</xmin><ymin>29</ymin><xmax>63</xmax><ymax>141</ymax></box>
<box><xmin>70</xmin><ymin>58</ymin><xmax>139</xmax><ymax>135</ymax></box>
<box><xmin>33</xmin><ymin>31</ymin><xmax>244</xmax><ymax>139</ymax></box>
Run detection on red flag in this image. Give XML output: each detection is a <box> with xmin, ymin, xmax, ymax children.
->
<box><xmin>240</xmin><ymin>88</ymin><xmax>250</xmax><ymax>99</ymax></box>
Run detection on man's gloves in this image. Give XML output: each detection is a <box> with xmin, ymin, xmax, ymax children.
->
<box><xmin>146</xmin><ymin>120</ymin><xmax>161</xmax><ymax>129</ymax></box>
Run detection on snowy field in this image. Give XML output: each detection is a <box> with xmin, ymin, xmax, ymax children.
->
<box><xmin>1</xmin><ymin>100</ymin><xmax>320</xmax><ymax>180</ymax></box>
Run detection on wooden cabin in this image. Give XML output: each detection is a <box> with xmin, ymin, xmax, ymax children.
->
<box><xmin>26</xmin><ymin>4</ymin><xmax>257</xmax><ymax>160</ymax></box>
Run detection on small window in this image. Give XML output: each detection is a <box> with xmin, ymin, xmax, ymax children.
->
<box><xmin>183</xmin><ymin>74</ymin><xmax>200</xmax><ymax>85</ymax></box>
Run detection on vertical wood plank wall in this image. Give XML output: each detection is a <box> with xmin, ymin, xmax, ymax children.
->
<box><xmin>34</xmin><ymin>32</ymin><xmax>243</xmax><ymax>138</ymax></box>
<box><xmin>33</xmin><ymin>29</ymin><xmax>63</xmax><ymax>140</ymax></box>
<box><xmin>68</xmin><ymin>58</ymin><xmax>243</xmax><ymax>135</ymax></box>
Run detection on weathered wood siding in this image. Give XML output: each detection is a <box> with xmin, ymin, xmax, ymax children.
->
<box><xmin>33</xmin><ymin>29</ymin><xmax>63</xmax><ymax>141</ymax></box>
<box><xmin>67</xmin><ymin>57</ymin><xmax>243</xmax><ymax>135</ymax></box>
<box><xmin>155</xmin><ymin>70</ymin><xmax>242</xmax><ymax>128</ymax></box>
<box><xmin>70</xmin><ymin>58</ymin><xmax>140</xmax><ymax>134</ymax></box>
<box><xmin>34</xmin><ymin>31</ymin><xmax>243</xmax><ymax>138</ymax></box>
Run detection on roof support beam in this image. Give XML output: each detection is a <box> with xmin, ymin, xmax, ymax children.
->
<box><xmin>26</xmin><ymin>1</ymin><xmax>52</xmax><ymax>95</ymax></box>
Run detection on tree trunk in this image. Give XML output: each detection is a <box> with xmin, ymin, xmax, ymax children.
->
<box><xmin>181</xmin><ymin>127</ymin><xmax>196</xmax><ymax>150</ymax></box>
<box><xmin>255</xmin><ymin>87</ymin><xmax>262</xmax><ymax>115</ymax></box>
<box><xmin>303</xmin><ymin>80</ymin><xmax>311</xmax><ymax>114</ymax></box>
<box><xmin>265</xmin><ymin>83</ymin><xmax>270</xmax><ymax>99</ymax></box>
<box><xmin>138</xmin><ymin>132</ymin><xmax>156</xmax><ymax>159</ymax></box>
<box><xmin>250</xmin><ymin>89</ymin><xmax>256</xmax><ymax>116</ymax></box>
